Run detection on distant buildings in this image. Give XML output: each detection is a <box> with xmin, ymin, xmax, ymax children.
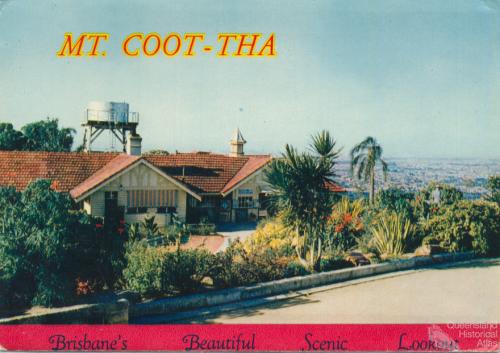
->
<box><xmin>334</xmin><ymin>159</ymin><xmax>499</xmax><ymax>199</ymax></box>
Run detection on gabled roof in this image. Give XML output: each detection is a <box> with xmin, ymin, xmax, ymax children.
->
<box><xmin>144</xmin><ymin>152</ymin><xmax>263</xmax><ymax>194</ymax></box>
<box><xmin>69</xmin><ymin>154</ymin><xmax>140</xmax><ymax>200</ymax></box>
<box><xmin>70</xmin><ymin>155</ymin><xmax>203</xmax><ymax>202</ymax></box>
<box><xmin>221</xmin><ymin>155</ymin><xmax>271</xmax><ymax>196</ymax></box>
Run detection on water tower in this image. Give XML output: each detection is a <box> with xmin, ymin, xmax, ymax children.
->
<box><xmin>82</xmin><ymin>101</ymin><xmax>139</xmax><ymax>152</ymax></box>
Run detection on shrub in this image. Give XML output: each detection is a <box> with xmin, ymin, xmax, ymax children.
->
<box><xmin>284</xmin><ymin>261</ymin><xmax>311</xmax><ymax>277</ymax></box>
<box><xmin>69</xmin><ymin>212</ymin><xmax>128</xmax><ymax>291</ymax></box>
<box><xmin>370</xmin><ymin>211</ymin><xmax>415</xmax><ymax>258</ymax></box>
<box><xmin>376</xmin><ymin>188</ymin><xmax>416</xmax><ymax>221</ymax></box>
<box><xmin>161</xmin><ymin>248</ymin><xmax>214</xmax><ymax>294</ymax></box>
<box><xmin>187</xmin><ymin>224</ymin><xmax>216</xmax><ymax>236</ymax></box>
<box><xmin>414</xmin><ymin>182</ymin><xmax>464</xmax><ymax>219</ymax></box>
<box><xmin>162</xmin><ymin>223</ymin><xmax>189</xmax><ymax>244</ymax></box>
<box><xmin>135</xmin><ymin>214</ymin><xmax>190</xmax><ymax>247</ymax></box>
<box><xmin>142</xmin><ymin>216</ymin><xmax>161</xmax><ymax>238</ymax></box>
<box><xmin>422</xmin><ymin>200</ymin><xmax>500</xmax><ymax>256</ymax></box>
<box><xmin>326</xmin><ymin>197</ymin><xmax>365</xmax><ymax>253</ymax></box>
<box><xmin>243</xmin><ymin>217</ymin><xmax>294</xmax><ymax>257</ymax></box>
<box><xmin>210</xmin><ymin>241</ymin><xmax>290</xmax><ymax>288</ymax></box>
<box><xmin>123</xmin><ymin>243</ymin><xmax>214</xmax><ymax>296</ymax></box>
<box><xmin>122</xmin><ymin>241</ymin><xmax>167</xmax><ymax>296</ymax></box>
<box><xmin>193</xmin><ymin>217</ymin><xmax>216</xmax><ymax>235</ymax></box>
<box><xmin>355</xmin><ymin>232</ymin><xmax>378</xmax><ymax>254</ymax></box>
<box><xmin>486</xmin><ymin>176</ymin><xmax>500</xmax><ymax>204</ymax></box>
<box><xmin>127</xmin><ymin>223</ymin><xmax>142</xmax><ymax>242</ymax></box>
<box><xmin>319</xmin><ymin>255</ymin><xmax>355</xmax><ymax>272</ymax></box>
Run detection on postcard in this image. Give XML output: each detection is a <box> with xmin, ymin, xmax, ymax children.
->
<box><xmin>0</xmin><ymin>0</ymin><xmax>498</xmax><ymax>351</ymax></box>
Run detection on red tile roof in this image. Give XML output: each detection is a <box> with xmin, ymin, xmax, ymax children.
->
<box><xmin>221</xmin><ymin>155</ymin><xmax>271</xmax><ymax>195</ymax></box>
<box><xmin>325</xmin><ymin>180</ymin><xmax>347</xmax><ymax>193</ymax></box>
<box><xmin>70</xmin><ymin>154</ymin><xmax>140</xmax><ymax>199</ymax></box>
<box><xmin>0</xmin><ymin>151</ymin><xmax>272</xmax><ymax>197</ymax></box>
<box><xmin>0</xmin><ymin>151</ymin><xmax>118</xmax><ymax>193</ymax></box>
<box><xmin>144</xmin><ymin>153</ymin><xmax>269</xmax><ymax>194</ymax></box>
<box><xmin>0</xmin><ymin>151</ymin><xmax>345</xmax><ymax>198</ymax></box>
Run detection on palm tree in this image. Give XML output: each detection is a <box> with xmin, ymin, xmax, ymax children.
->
<box><xmin>350</xmin><ymin>136</ymin><xmax>388</xmax><ymax>205</ymax></box>
<box><xmin>266</xmin><ymin>130</ymin><xmax>340</xmax><ymax>271</ymax></box>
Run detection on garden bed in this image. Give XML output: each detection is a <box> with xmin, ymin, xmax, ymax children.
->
<box><xmin>129</xmin><ymin>251</ymin><xmax>475</xmax><ymax>319</ymax></box>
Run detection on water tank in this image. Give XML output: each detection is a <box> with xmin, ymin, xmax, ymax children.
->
<box><xmin>86</xmin><ymin>101</ymin><xmax>129</xmax><ymax>123</ymax></box>
<box><xmin>111</xmin><ymin>102</ymin><xmax>129</xmax><ymax>123</ymax></box>
<box><xmin>87</xmin><ymin>101</ymin><xmax>112</xmax><ymax>122</ymax></box>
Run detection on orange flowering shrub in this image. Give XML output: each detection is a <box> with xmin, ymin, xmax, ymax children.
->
<box><xmin>326</xmin><ymin>198</ymin><xmax>366</xmax><ymax>252</ymax></box>
<box><xmin>75</xmin><ymin>278</ymin><xmax>95</xmax><ymax>296</ymax></box>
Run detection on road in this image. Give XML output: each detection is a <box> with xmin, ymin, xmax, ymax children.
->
<box><xmin>172</xmin><ymin>259</ymin><xmax>500</xmax><ymax>324</ymax></box>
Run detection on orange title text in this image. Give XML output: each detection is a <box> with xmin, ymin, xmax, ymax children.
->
<box><xmin>56</xmin><ymin>32</ymin><xmax>277</xmax><ymax>58</ymax></box>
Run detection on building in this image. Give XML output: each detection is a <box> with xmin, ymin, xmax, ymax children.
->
<box><xmin>0</xmin><ymin>129</ymin><xmax>345</xmax><ymax>227</ymax></box>
<box><xmin>0</xmin><ymin>130</ymin><xmax>267</xmax><ymax>226</ymax></box>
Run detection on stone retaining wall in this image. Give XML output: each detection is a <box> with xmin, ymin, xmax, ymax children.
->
<box><xmin>0</xmin><ymin>299</ymin><xmax>129</xmax><ymax>324</ymax></box>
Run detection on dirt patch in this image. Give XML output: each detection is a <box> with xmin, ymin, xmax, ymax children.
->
<box><xmin>181</xmin><ymin>235</ymin><xmax>225</xmax><ymax>253</ymax></box>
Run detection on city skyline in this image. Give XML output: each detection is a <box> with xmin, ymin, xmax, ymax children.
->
<box><xmin>0</xmin><ymin>0</ymin><xmax>499</xmax><ymax>159</ymax></box>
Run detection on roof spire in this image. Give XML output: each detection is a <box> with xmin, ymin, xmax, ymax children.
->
<box><xmin>230</xmin><ymin>128</ymin><xmax>246</xmax><ymax>157</ymax></box>
<box><xmin>231</xmin><ymin>128</ymin><xmax>246</xmax><ymax>144</ymax></box>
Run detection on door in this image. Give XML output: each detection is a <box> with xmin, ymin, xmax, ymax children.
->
<box><xmin>235</xmin><ymin>209</ymin><xmax>249</xmax><ymax>222</ymax></box>
<box><xmin>104</xmin><ymin>191</ymin><xmax>121</xmax><ymax>226</ymax></box>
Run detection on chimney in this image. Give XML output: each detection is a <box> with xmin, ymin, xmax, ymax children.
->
<box><xmin>126</xmin><ymin>134</ymin><xmax>142</xmax><ymax>156</ymax></box>
<box><xmin>229</xmin><ymin>128</ymin><xmax>246</xmax><ymax>157</ymax></box>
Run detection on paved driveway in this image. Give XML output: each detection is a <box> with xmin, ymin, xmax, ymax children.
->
<box><xmin>176</xmin><ymin>259</ymin><xmax>500</xmax><ymax>323</ymax></box>
<box><xmin>216</xmin><ymin>222</ymin><xmax>257</xmax><ymax>251</ymax></box>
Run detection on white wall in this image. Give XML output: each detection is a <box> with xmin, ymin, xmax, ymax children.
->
<box><xmin>232</xmin><ymin>169</ymin><xmax>270</xmax><ymax>207</ymax></box>
<box><xmin>231</xmin><ymin>169</ymin><xmax>270</xmax><ymax>221</ymax></box>
<box><xmin>87</xmin><ymin>163</ymin><xmax>188</xmax><ymax>225</ymax></box>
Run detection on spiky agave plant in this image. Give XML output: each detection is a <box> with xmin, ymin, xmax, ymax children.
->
<box><xmin>265</xmin><ymin>130</ymin><xmax>341</xmax><ymax>271</ymax></box>
<box><xmin>371</xmin><ymin>211</ymin><xmax>414</xmax><ymax>258</ymax></box>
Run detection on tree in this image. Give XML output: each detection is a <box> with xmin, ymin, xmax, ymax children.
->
<box><xmin>486</xmin><ymin>176</ymin><xmax>500</xmax><ymax>204</ymax></box>
<box><xmin>350</xmin><ymin>136</ymin><xmax>388</xmax><ymax>205</ymax></box>
<box><xmin>21</xmin><ymin>118</ymin><xmax>75</xmax><ymax>152</ymax></box>
<box><xmin>0</xmin><ymin>180</ymin><xmax>128</xmax><ymax>310</ymax></box>
<box><xmin>0</xmin><ymin>181</ymin><xmax>78</xmax><ymax>308</ymax></box>
<box><xmin>266</xmin><ymin>130</ymin><xmax>340</xmax><ymax>271</ymax></box>
<box><xmin>144</xmin><ymin>149</ymin><xmax>170</xmax><ymax>156</ymax></box>
<box><xmin>0</xmin><ymin>123</ymin><xmax>25</xmax><ymax>150</ymax></box>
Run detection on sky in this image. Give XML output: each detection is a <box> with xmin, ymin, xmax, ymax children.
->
<box><xmin>0</xmin><ymin>0</ymin><xmax>499</xmax><ymax>158</ymax></box>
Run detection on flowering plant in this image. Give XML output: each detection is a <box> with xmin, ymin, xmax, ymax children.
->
<box><xmin>326</xmin><ymin>197</ymin><xmax>366</xmax><ymax>252</ymax></box>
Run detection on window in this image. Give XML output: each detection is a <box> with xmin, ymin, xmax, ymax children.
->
<box><xmin>237</xmin><ymin>196</ymin><xmax>254</xmax><ymax>208</ymax></box>
<box><xmin>105</xmin><ymin>191</ymin><xmax>118</xmax><ymax>200</ymax></box>
<box><xmin>201</xmin><ymin>195</ymin><xmax>220</xmax><ymax>208</ymax></box>
<box><xmin>126</xmin><ymin>190</ymin><xmax>178</xmax><ymax>212</ymax></box>
<box><xmin>126</xmin><ymin>207</ymin><xmax>148</xmax><ymax>215</ymax></box>
<box><xmin>238</xmin><ymin>188</ymin><xmax>253</xmax><ymax>195</ymax></box>
<box><xmin>188</xmin><ymin>195</ymin><xmax>200</xmax><ymax>208</ymax></box>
